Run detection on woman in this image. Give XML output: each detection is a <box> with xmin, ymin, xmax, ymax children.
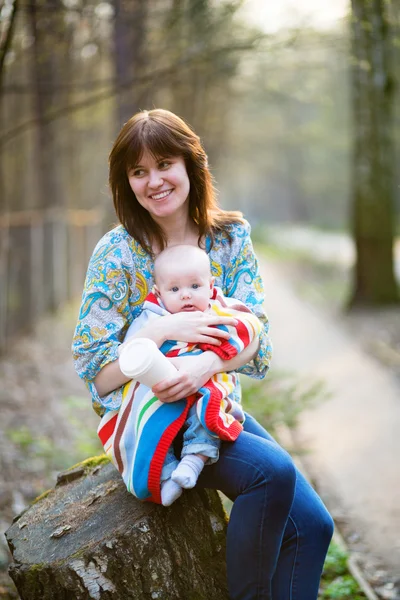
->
<box><xmin>72</xmin><ymin>108</ymin><xmax>334</xmax><ymax>600</ymax></box>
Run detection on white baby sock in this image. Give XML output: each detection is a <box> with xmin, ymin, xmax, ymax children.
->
<box><xmin>161</xmin><ymin>478</ymin><xmax>183</xmax><ymax>506</ymax></box>
<box><xmin>171</xmin><ymin>455</ymin><xmax>206</xmax><ymax>489</ymax></box>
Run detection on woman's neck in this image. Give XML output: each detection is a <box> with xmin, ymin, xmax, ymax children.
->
<box><xmin>152</xmin><ymin>213</ymin><xmax>199</xmax><ymax>252</ymax></box>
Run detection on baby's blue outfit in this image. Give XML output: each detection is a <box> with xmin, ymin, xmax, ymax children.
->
<box><xmin>161</xmin><ymin>404</ymin><xmax>220</xmax><ymax>481</ymax></box>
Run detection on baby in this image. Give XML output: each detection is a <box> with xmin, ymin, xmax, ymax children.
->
<box><xmin>120</xmin><ymin>244</ymin><xmax>257</xmax><ymax>506</ymax></box>
<box><xmin>152</xmin><ymin>245</ymin><xmax>225</xmax><ymax>505</ymax></box>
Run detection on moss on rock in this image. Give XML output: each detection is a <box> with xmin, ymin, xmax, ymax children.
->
<box><xmin>31</xmin><ymin>489</ymin><xmax>53</xmax><ymax>505</ymax></box>
<box><xmin>66</xmin><ymin>454</ymin><xmax>110</xmax><ymax>473</ymax></box>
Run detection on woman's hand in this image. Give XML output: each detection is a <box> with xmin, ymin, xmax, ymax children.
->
<box><xmin>152</xmin><ymin>353</ymin><xmax>219</xmax><ymax>403</ymax></box>
<box><xmin>95</xmin><ymin>329</ymin><xmax>259</xmax><ymax>400</ymax></box>
<box><xmin>157</xmin><ymin>312</ymin><xmax>238</xmax><ymax>346</ymax></box>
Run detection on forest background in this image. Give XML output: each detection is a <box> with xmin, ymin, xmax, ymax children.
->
<box><xmin>1</xmin><ymin>0</ymin><xmax>399</xmax><ymax>353</ymax></box>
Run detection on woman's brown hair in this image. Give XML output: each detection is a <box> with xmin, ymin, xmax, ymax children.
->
<box><xmin>109</xmin><ymin>109</ymin><xmax>244</xmax><ymax>254</ymax></box>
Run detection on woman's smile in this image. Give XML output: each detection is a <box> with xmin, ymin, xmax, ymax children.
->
<box><xmin>149</xmin><ymin>189</ymin><xmax>173</xmax><ymax>201</ymax></box>
<box><xmin>128</xmin><ymin>151</ymin><xmax>190</xmax><ymax>221</ymax></box>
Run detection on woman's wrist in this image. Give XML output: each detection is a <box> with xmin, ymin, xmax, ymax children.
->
<box><xmin>202</xmin><ymin>337</ymin><xmax>260</xmax><ymax>377</ymax></box>
<box><xmin>93</xmin><ymin>358</ymin><xmax>131</xmax><ymax>398</ymax></box>
<box><xmin>201</xmin><ymin>351</ymin><xmax>224</xmax><ymax>378</ymax></box>
<box><xmin>128</xmin><ymin>323</ymin><xmax>167</xmax><ymax>348</ymax></box>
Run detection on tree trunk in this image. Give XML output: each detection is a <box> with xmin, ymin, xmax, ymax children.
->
<box><xmin>0</xmin><ymin>0</ymin><xmax>18</xmax><ymax>88</ymax></box>
<box><xmin>5</xmin><ymin>459</ymin><xmax>229</xmax><ymax>600</ymax></box>
<box><xmin>113</xmin><ymin>0</ymin><xmax>148</xmax><ymax>127</ymax></box>
<box><xmin>349</xmin><ymin>0</ymin><xmax>399</xmax><ymax>306</ymax></box>
<box><xmin>28</xmin><ymin>0</ymin><xmax>62</xmax><ymax>313</ymax></box>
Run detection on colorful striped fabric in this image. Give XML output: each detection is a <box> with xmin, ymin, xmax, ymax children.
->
<box><xmin>97</xmin><ymin>287</ymin><xmax>262</xmax><ymax>504</ymax></box>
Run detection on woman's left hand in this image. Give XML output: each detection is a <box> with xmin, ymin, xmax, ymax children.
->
<box><xmin>151</xmin><ymin>353</ymin><xmax>220</xmax><ymax>403</ymax></box>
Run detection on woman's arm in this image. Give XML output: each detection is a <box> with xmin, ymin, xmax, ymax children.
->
<box><xmin>94</xmin><ymin>310</ymin><xmax>239</xmax><ymax>398</ymax></box>
<box><xmin>72</xmin><ymin>230</ymin><xmax>136</xmax><ymax>413</ymax></box>
<box><xmin>152</xmin><ymin>330</ymin><xmax>260</xmax><ymax>403</ymax></box>
<box><xmin>206</xmin><ymin>336</ymin><xmax>260</xmax><ymax>374</ymax></box>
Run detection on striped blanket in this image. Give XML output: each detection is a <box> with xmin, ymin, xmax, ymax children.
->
<box><xmin>97</xmin><ymin>287</ymin><xmax>261</xmax><ymax>504</ymax></box>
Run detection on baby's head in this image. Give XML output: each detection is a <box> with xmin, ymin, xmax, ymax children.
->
<box><xmin>153</xmin><ymin>245</ymin><xmax>214</xmax><ymax>314</ymax></box>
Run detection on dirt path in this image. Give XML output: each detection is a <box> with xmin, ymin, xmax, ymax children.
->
<box><xmin>260</xmin><ymin>258</ymin><xmax>400</xmax><ymax>587</ymax></box>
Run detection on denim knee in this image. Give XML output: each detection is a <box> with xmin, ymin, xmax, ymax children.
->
<box><xmin>270</xmin><ymin>454</ymin><xmax>296</xmax><ymax>499</ymax></box>
<box><xmin>302</xmin><ymin>496</ymin><xmax>334</xmax><ymax>550</ymax></box>
<box><xmin>252</xmin><ymin>446</ymin><xmax>297</xmax><ymax>501</ymax></box>
<box><xmin>316</xmin><ymin>508</ymin><xmax>335</xmax><ymax>547</ymax></box>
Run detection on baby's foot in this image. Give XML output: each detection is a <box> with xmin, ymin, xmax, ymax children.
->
<box><xmin>161</xmin><ymin>478</ymin><xmax>183</xmax><ymax>506</ymax></box>
<box><xmin>171</xmin><ymin>455</ymin><xmax>206</xmax><ymax>489</ymax></box>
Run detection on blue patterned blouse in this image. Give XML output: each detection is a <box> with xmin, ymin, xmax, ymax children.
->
<box><xmin>72</xmin><ymin>220</ymin><xmax>272</xmax><ymax>416</ymax></box>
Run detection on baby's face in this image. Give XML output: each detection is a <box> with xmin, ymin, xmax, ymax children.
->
<box><xmin>155</xmin><ymin>261</ymin><xmax>213</xmax><ymax>314</ymax></box>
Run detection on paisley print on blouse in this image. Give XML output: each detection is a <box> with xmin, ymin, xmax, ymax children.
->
<box><xmin>72</xmin><ymin>221</ymin><xmax>272</xmax><ymax>415</ymax></box>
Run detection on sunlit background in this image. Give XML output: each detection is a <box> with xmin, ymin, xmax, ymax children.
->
<box><xmin>242</xmin><ymin>0</ymin><xmax>348</xmax><ymax>32</ymax></box>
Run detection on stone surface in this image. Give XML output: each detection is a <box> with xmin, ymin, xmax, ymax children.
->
<box><xmin>5</xmin><ymin>461</ymin><xmax>229</xmax><ymax>600</ymax></box>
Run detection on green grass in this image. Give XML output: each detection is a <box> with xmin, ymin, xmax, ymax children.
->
<box><xmin>320</xmin><ymin>541</ymin><xmax>366</xmax><ymax>599</ymax></box>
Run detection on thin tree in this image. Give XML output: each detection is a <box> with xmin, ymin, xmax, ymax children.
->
<box><xmin>349</xmin><ymin>0</ymin><xmax>399</xmax><ymax>306</ymax></box>
<box><xmin>0</xmin><ymin>0</ymin><xmax>18</xmax><ymax>89</ymax></box>
<box><xmin>113</xmin><ymin>0</ymin><xmax>148</xmax><ymax>127</ymax></box>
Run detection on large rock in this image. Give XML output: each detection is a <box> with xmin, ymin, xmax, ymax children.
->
<box><xmin>5</xmin><ymin>457</ymin><xmax>229</xmax><ymax>600</ymax></box>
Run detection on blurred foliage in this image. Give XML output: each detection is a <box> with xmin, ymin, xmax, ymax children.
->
<box><xmin>1</xmin><ymin>1</ymin><xmax>399</xmax><ymax>235</ymax></box>
<box><xmin>1</xmin><ymin>0</ymin><xmax>260</xmax><ymax>213</ymax></box>
<box><xmin>218</xmin><ymin>25</ymin><xmax>353</xmax><ymax>228</ymax></box>
<box><xmin>321</xmin><ymin>541</ymin><xmax>348</xmax><ymax>581</ymax></box>
<box><xmin>241</xmin><ymin>371</ymin><xmax>327</xmax><ymax>438</ymax></box>
<box><xmin>6</xmin><ymin>395</ymin><xmax>102</xmax><ymax>478</ymax></box>
<box><xmin>321</xmin><ymin>575</ymin><xmax>365</xmax><ymax>599</ymax></box>
<box><xmin>254</xmin><ymin>236</ymin><xmax>351</xmax><ymax>309</ymax></box>
<box><xmin>320</xmin><ymin>541</ymin><xmax>366</xmax><ymax>598</ymax></box>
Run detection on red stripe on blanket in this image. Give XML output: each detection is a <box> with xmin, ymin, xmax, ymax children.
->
<box><xmin>147</xmin><ymin>394</ymin><xmax>197</xmax><ymax>504</ymax></box>
<box><xmin>145</xmin><ymin>292</ymin><xmax>160</xmax><ymax>305</ymax></box>
<box><xmin>199</xmin><ymin>320</ymin><xmax>251</xmax><ymax>360</ymax></box>
<box><xmin>167</xmin><ymin>348</ymin><xmax>182</xmax><ymax>357</ymax></box>
<box><xmin>98</xmin><ymin>413</ymin><xmax>118</xmax><ymax>446</ymax></box>
<box><xmin>217</xmin><ymin>416</ymin><xmax>243</xmax><ymax>441</ymax></box>
<box><xmin>204</xmin><ymin>382</ymin><xmax>242</xmax><ymax>442</ymax></box>
<box><xmin>234</xmin><ymin>319</ymin><xmax>250</xmax><ymax>348</ymax></box>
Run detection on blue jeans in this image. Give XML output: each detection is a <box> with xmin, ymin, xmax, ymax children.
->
<box><xmin>196</xmin><ymin>413</ymin><xmax>334</xmax><ymax>600</ymax></box>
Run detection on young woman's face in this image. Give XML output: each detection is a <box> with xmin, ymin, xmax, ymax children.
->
<box><xmin>127</xmin><ymin>151</ymin><xmax>190</xmax><ymax>223</ymax></box>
